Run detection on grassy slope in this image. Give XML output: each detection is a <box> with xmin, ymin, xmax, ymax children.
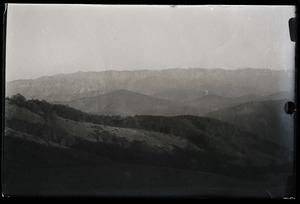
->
<box><xmin>5</xmin><ymin>102</ymin><xmax>200</xmax><ymax>154</ymax></box>
<box><xmin>3</xmin><ymin>98</ymin><xmax>293</xmax><ymax>197</ymax></box>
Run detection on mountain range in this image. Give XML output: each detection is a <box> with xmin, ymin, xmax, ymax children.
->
<box><xmin>6</xmin><ymin>68</ymin><xmax>294</xmax><ymax>102</ymax></box>
<box><xmin>6</xmin><ymin>68</ymin><xmax>294</xmax><ymax>117</ymax></box>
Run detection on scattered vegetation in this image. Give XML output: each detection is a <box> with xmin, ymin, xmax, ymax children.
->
<box><xmin>4</xmin><ymin>94</ymin><xmax>293</xmax><ymax>180</ymax></box>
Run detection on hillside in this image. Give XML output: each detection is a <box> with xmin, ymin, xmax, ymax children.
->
<box><xmin>5</xmin><ymin>95</ymin><xmax>292</xmax><ymax>168</ymax></box>
<box><xmin>54</xmin><ymin>89</ymin><xmax>294</xmax><ymax>117</ymax></box>
<box><xmin>6</xmin><ymin>68</ymin><xmax>293</xmax><ymax>102</ymax></box>
<box><xmin>151</xmin><ymin>88</ymin><xmax>208</xmax><ymax>102</ymax></box>
<box><xmin>183</xmin><ymin>92</ymin><xmax>293</xmax><ymax>115</ymax></box>
<box><xmin>183</xmin><ymin>94</ymin><xmax>262</xmax><ymax>114</ymax></box>
<box><xmin>5</xmin><ymin>100</ymin><xmax>200</xmax><ymax>155</ymax></box>
<box><xmin>3</xmin><ymin>95</ymin><xmax>293</xmax><ymax>197</ymax></box>
<box><xmin>56</xmin><ymin>89</ymin><xmax>209</xmax><ymax>116</ymax></box>
<box><xmin>56</xmin><ymin>89</ymin><xmax>176</xmax><ymax>116</ymax></box>
<box><xmin>206</xmin><ymin>100</ymin><xmax>294</xmax><ymax>149</ymax></box>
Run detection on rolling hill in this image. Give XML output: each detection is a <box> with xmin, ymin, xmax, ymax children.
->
<box><xmin>3</xmin><ymin>95</ymin><xmax>293</xmax><ymax>197</ymax></box>
<box><xmin>55</xmin><ymin>90</ymin><xmax>291</xmax><ymax>117</ymax></box>
<box><xmin>183</xmin><ymin>94</ymin><xmax>263</xmax><ymax>114</ymax></box>
<box><xmin>151</xmin><ymin>88</ymin><xmax>208</xmax><ymax>102</ymax></box>
<box><xmin>5</xmin><ymin>95</ymin><xmax>292</xmax><ymax>168</ymax></box>
<box><xmin>183</xmin><ymin>91</ymin><xmax>294</xmax><ymax>115</ymax></box>
<box><xmin>4</xmin><ymin>100</ymin><xmax>200</xmax><ymax>155</ymax></box>
<box><xmin>55</xmin><ymin>89</ymin><xmax>209</xmax><ymax>116</ymax></box>
<box><xmin>56</xmin><ymin>89</ymin><xmax>176</xmax><ymax>116</ymax></box>
<box><xmin>206</xmin><ymin>100</ymin><xmax>294</xmax><ymax>149</ymax></box>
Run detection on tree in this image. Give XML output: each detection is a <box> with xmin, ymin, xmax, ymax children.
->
<box><xmin>9</xmin><ymin>93</ymin><xmax>26</xmax><ymax>105</ymax></box>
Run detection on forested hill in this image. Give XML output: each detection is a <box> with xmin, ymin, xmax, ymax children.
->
<box><xmin>5</xmin><ymin>93</ymin><xmax>292</xmax><ymax>168</ymax></box>
<box><xmin>3</xmin><ymin>93</ymin><xmax>294</xmax><ymax>197</ymax></box>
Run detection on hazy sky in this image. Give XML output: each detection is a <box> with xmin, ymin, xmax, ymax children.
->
<box><xmin>6</xmin><ymin>4</ymin><xmax>295</xmax><ymax>81</ymax></box>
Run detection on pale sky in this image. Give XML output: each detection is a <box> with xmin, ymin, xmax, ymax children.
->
<box><xmin>5</xmin><ymin>4</ymin><xmax>296</xmax><ymax>82</ymax></box>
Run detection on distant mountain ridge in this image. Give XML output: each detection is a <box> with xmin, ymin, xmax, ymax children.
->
<box><xmin>6</xmin><ymin>68</ymin><xmax>293</xmax><ymax>102</ymax></box>
<box><xmin>57</xmin><ymin>89</ymin><xmax>176</xmax><ymax>116</ymax></box>
<box><xmin>55</xmin><ymin>88</ymin><xmax>294</xmax><ymax>117</ymax></box>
